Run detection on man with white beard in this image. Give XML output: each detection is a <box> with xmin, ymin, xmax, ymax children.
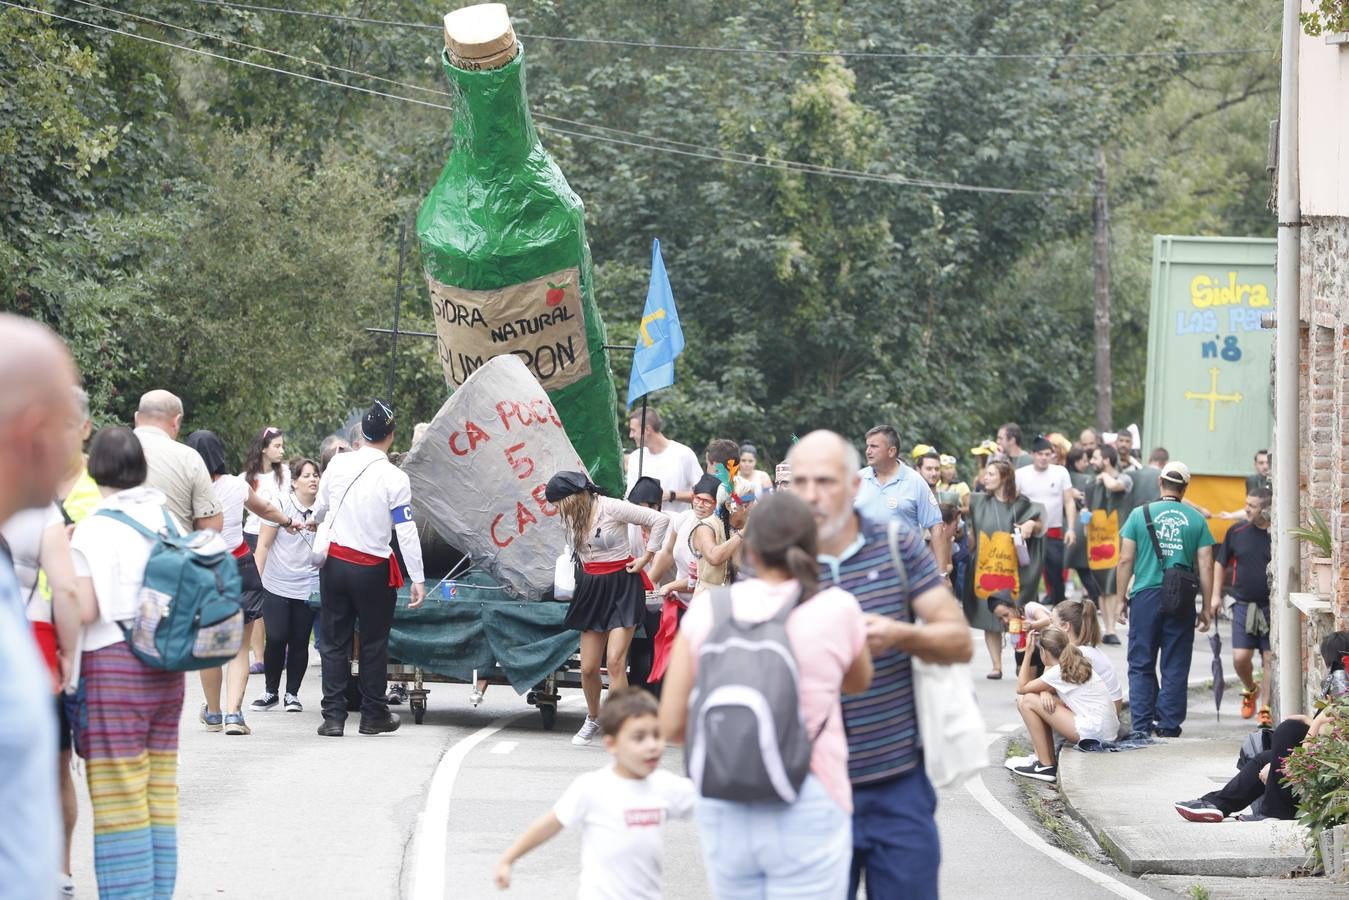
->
<box><xmin>785</xmin><ymin>431</ymin><xmax>972</xmax><ymax>900</ymax></box>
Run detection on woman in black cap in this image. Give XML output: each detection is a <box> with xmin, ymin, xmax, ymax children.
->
<box><xmin>546</xmin><ymin>471</ymin><xmax>670</xmax><ymax>744</ymax></box>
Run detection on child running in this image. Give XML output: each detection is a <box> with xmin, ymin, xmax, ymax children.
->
<box><xmin>495</xmin><ymin>688</ymin><xmax>694</xmax><ymax>898</ymax></box>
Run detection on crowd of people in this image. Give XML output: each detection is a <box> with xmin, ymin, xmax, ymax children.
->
<box><xmin>0</xmin><ymin>309</ymin><xmax>1339</xmax><ymax>900</ymax></box>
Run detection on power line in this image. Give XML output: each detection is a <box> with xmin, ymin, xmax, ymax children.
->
<box><xmin>69</xmin><ymin>0</ymin><xmax>1060</xmax><ymax>193</ymax></box>
<box><xmin>5</xmin><ymin>0</ymin><xmax>1079</xmax><ymax>196</ymax></box>
<box><xmin>182</xmin><ymin>0</ymin><xmax>1275</xmax><ymax>63</ymax></box>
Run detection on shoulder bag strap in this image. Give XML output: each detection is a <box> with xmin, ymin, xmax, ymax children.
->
<box><xmin>326</xmin><ymin>457</ymin><xmax>383</xmax><ymax>535</ymax></box>
<box><xmin>1142</xmin><ymin>502</ymin><xmax>1165</xmax><ymax>563</ymax></box>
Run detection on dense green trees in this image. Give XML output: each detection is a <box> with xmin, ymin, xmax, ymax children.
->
<box><xmin>0</xmin><ymin>1</ymin><xmax>1277</xmax><ymax>467</ymax></box>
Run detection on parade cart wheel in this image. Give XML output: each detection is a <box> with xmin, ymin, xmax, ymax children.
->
<box><xmin>528</xmin><ymin>673</ymin><xmax>561</xmax><ymax>731</ymax></box>
<box><xmin>538</xmin><ymin>702</ymin><xmax>557</xmax><ymax>731</ymax></box>
<box><xmin>409</xmin><ymin>689</ymin><xmax>428</xmax><ymax>725</ymax></box>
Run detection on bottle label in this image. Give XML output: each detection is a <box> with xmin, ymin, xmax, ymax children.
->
<box><xmin>426</xmin><ymin>267</ymin><xmax>591</xmax><ymax>391</ymax></box>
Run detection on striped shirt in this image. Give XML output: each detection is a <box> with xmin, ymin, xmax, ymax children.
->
<box><xmin>819</xmin><ymin>514</ymin><xmax>943</xmax><ymax>785</ymax></box>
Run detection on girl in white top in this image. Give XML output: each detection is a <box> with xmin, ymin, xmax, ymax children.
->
<box><xmin>1011</xmin><ymin>627</ymin><xmax>1120</xmax><ymax>782</ymax></box>
<box><xmin>252</xmin><ymin>457</ymin><xmax>321</xmax><ymax>712</ymax></box>
<box><xmin>736</xmin><ymin>443</ymin><xmax>774</xmax><ymax>497</ymax></box>
<box><xmin>1052</xmin><ymin>598</ymin><xmax>1125</xmax><ymax>717</ymax></box>
<box><xmin>546</xmin><ymin>471</ymin><xmax>669</xmax><ymax>746</ymax></box>
<box><xmin>240</xmin><ymin>425</ymin><xmax>290</xmax><ymax>540</ymax></box>
<box><xmin>68</xmin><ymin>426</ymin><xmax>191</xmax><ymax>899</ymax></box>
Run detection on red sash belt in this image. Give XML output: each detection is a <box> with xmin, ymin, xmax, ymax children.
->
<box><xmin>1045</xmin><ymin>527</ymin><xmax>1064</xmax><ymax>540</ymax></box>
<box><xmin>330</xmin><ymin>543</ymin><xmax>404</xmax><ymax>589</ymax></box>
<box><xmin>31</xmin><ymin>621</ymin><xmax>59</xmax><ymax>685</ymax></box>
<box><xmin>232</xmin><ymin>541</ymin><xmax>250</xmax><ymax>559</ymax></box>
<box><xmin>648</xmin><ymin>593</ymin><xmax>687</xmax><ymax>683</ymax></box>
<box><xmin>581</xmin><ymin>558</ymin><xmax>654</xmax><ymax>590</ymax></box>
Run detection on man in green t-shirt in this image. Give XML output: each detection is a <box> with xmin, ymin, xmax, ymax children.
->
<box><xmin>1116</xmin><ymin>461</ymin><xmax>1215</xmax><ymax>738</ymax></box>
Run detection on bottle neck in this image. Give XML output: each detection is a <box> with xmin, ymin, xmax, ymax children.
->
<box><xmin>444</xmin><ymin>47</ymin><xmax>539</xmax><ymax>160</ymax></box>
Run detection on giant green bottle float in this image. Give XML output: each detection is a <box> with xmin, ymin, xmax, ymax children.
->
<box><xmin>417</xmin><ymin>3</ymin><xmax>623</xmax><ymax>494</ymax></box>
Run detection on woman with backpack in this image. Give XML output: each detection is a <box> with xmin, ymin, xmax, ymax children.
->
<box><xmin>659</xmin><ymin>492</ymin><xmax>873</xmax><ymax>897</ymax></box>
<box><xmin>68</xmin><ymin>427</ymin><xmax>190</xmax><ymax>898</ymax></box>
<box><xmin>186</xmin><ymin>430</ymin><xmax>302</xmax><ymax>736</ymax></box>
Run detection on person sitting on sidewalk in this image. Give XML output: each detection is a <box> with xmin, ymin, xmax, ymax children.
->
<box><xmin>1052</xmin><ymin>598</ymin><xmax>1124</xmax><ymax>722</ymax></box>
<box><xmin>1010</xmin><ymin>628</ymin><xmax>1120</xmax><ymax>783</ymax></box>
<box><xmin>1174</xmin><ymin>631</ymin><xmax>1349</xmax><ymax>822</ymax></box>
<box><xmin>1209</xmin><ymin>487</ymin><xmax>1273</xmax><ymax>726</ymax></box>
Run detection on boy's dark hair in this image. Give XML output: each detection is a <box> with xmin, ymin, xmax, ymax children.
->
<box><xmin>939</xmin><ymin>502</ymin><xmax>960</xmax><ymax>525</ymax></box>
<box><xmin>88</xmin><ymin>426</ymin><xmax>147</xmax><ymax>490</ymax></box>
<box><xmin>596</xmin><ymin>686</ymin><xmax>659</xmax><ymax>737</ymax></box>
<box><xmin>1098</xmin><ymin>444</ymin><xmax>1119</xmax><ymax>468</ymax></box>
<box><xmin>704</xmin><ymin>438</ymin><xmax>739</xmax><ymax>469</ymax></box>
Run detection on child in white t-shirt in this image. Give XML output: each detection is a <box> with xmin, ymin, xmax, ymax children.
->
<box><xmin>495</xmin><ymin>688</ymin><xmax>695</xmax><ymax>899</ymax></box>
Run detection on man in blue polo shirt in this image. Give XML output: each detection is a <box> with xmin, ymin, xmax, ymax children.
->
<box><xmin>788</xmin><ymin>430</ymin><xmax>972</xmax><ymax>900</ymax></box>
<box><xmin>856</xmin><ymin>425</ymin><xmax>949</xmax><ymax>576</ymax></box>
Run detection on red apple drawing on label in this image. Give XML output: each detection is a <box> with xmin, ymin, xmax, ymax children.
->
<box><xmin>545</xmin><ymin>281</ymin><xmax>567</xmax><ymax>307</ymax></box>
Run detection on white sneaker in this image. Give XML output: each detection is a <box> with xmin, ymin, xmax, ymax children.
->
<box><xmin>571</xmin><ymin>716</ymin><xmax>600</xmax><ymax>745</ymax></box>
<box><xmin>58</xmin><ymin>874</ymin><xmax>74</xmax><ymax>898</ymax></box>
<box><xmin>1004</xmin><ymin>754</ymin><xmax>1035</xmax><ymax>770</ymax></box>
<box><xmin>468</xmin><ymin>688</ymin><xmax>484</xmax><ymax>708</ymax></box>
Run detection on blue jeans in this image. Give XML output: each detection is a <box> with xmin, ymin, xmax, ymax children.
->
<box><xmin>696</xmin><ymin>775</ymin><xmax>851</xmax><ymax>899</ymax></box>
<box><xmin>1127</xmin><ymin>586</ymin><xmax>1195</xmax><ymax>733</ymax></box>
<box><xmin>848</xmin><ymin>766</ymin><xmax>940</xmax><ymax>900</ymax></box>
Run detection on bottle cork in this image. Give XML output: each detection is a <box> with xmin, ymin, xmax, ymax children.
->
<box><xmin>444</xmin><ymin>3</ymin><xmax>519</xmax><ymax>70</ymax></box>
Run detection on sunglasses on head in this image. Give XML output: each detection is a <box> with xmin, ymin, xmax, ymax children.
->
<box><xmin>262</xmin><ymin>426</ymin><xmax>281</xmax><ymax>438</ymax></box>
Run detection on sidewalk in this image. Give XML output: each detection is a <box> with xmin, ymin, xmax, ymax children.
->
<box><xmin>1057</xmin><ymin>688</ymin><xmax>1310</xmax><ymax>880</ymax></box>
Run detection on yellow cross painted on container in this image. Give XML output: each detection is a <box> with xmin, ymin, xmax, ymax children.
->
<box><xmin>1184</xmin><ymin>367</ymin><xmax>1243</xmax><ymax>432</ymax></box>
<box><xmin>639</xmin><ymin>308</ymin><xmax>666</xmax><ymax>347</ymax></box>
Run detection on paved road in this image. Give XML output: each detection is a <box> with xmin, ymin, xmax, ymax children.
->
<box><xmin>66</xmin><ymin>620</ymin><xmax>1233</xmax><ymax>898</ymax></box>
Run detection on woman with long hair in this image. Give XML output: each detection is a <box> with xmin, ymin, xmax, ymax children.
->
<box><xmin>242</xmin><ymin>426</ymin><xmax>288</xmax><ymax>672</ymax></box>
<box><xmin>251</xmin><ymin>457</ymin><xmax>322</xmax><ymax>713</ymax></box>
<box><xmin>736</xmin><ymin>443</ymin><xmax>774</xmax><ymax>497</ymax></box>
<box><xmin>545</xmin><ymin>471</ymin><xmax>670</xmax><ymax>746</ymax></box>
<box><xmin>659</xmin><ymin>491</ymin><xmax>873</xmax><ymax>896</ymax></box>
<box><xmin>1009</xmin><ymin>627</ymin><xmax>1118</xmax><ymax>783</ymax></box>
<box><xmin>1052</xmin><ymin>598</ymin><xmax>1123</xmax><ymax>718</ymax></box>
<box><xmin>963</xmin><ymin>457</ymin><xmax>1044</xmax><ymax>679</ymax></box>
<box><xmin>186</xmin><ymin>430</ymin><xmax>302</xmax><ymax>735</ymax></box>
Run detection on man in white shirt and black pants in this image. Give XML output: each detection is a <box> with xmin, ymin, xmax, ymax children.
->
<box><xmin>1015</xmin><ymin>435</ymin><xmax>1077</xmax><ymax>605</ymax></box>
<box><xmin>313</xmin><ymin>400</ymin><xmax>426</xmax><ymax>736</ymax></box>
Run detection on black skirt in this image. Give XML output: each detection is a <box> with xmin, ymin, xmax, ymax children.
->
<box><xmin>564</xmin><ymin>567</ymin><xmax>645</xmax><ymax>633</ymax></box>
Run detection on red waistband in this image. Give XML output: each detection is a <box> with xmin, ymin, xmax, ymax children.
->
<box><xmin>1046</xmin><ymin>527</ymin><xmax>1064</xmax><ymax>539</ymax></box>
<box><xmin>330</xmin><ymin>543</ymin><xmax>404</xmax><ymax>589</ymax></box>
<box><xmin>232</xmin><ymin>541</ymin><xmax>250</xmax><ymax>559</ymax></box>
<box><xmin>582</xmin><ymin>558</ymin><xmax>654</xmax><ymax>590</ymax></box>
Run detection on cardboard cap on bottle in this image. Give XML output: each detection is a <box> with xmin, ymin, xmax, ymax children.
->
<box><xmin>444</xmin><ymin>3</ymin><xmax>519</xmax><ymax>69</ymax></box>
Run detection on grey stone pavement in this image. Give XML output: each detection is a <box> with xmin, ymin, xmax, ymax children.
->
<box><xmin>62</xmin><ymin>618</ymin><xmax>1304</xmax><ymax>899</ymax></box>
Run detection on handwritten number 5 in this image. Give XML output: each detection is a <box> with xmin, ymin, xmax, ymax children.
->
<box><xmin>504</xmin><ymin>442</ymin><xmax>535</xmax><ymax>480</ymax></box>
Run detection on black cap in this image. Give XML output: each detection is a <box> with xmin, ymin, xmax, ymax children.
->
<box><xmin>545</xmin><ymin>470</ymin><xmax>599</xmax><ymax>503</ymax></box>
<box><xmin>185</xmin><ymin>429</ymin><xmax>227</xmax><ymax>477</ymax></box>
<box><xmin>627</xmin><ymin>475</ymin><xmax>664</xmax><ymax>507</ymax></box>
<box><xmin>1031</xmin><ymin>435</ymin><xmax>1054</xmax><ymax>453</ymax></box>
<box><xmin>362</xmin><ymin>399</ymin><xmax>395</xmax><ymax>443</ymax></box>
<box><xmin>693</xmin><ymin>473</ymin><xmax>722</xmax><ymax>498</ymax></box>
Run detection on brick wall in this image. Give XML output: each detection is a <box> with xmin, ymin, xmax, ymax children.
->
<box><xmin>1294</xmin><ymin>215</ymin><xmax>1349</xmax><ymax>699</ymax></box>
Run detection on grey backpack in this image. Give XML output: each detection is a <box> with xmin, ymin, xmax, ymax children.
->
<box><xmin>685</xmin><ymin>586</ymin><xmax>818</xmax><ymax>803</ymax></box>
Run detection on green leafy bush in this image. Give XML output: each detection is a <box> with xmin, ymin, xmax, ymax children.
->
<box><xmin>1284</xmin><ymin>700</ymin><xmax>1349</xmax><ymax>871</ymax></box>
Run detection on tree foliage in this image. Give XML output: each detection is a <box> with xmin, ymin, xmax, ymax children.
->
<box><xmin>0</xmin><ymin>0</ymin><xmax>1277</xmax><ymax>469</ymax></box>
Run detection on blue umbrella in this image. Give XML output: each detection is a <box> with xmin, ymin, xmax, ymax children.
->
<box><xmin>1209</xmin><ymin>632</ymin><xmax>1225</xmax><ymax>721</ymax></box>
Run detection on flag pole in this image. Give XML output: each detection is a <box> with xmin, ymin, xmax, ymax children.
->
<box><xmin>637</xmin><ymin>397</ymin><xmax>648</xmax><ymax>478</ymax></box>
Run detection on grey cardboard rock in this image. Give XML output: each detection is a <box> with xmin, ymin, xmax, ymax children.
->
<box><xmin>404</xmin><ymin>354</ymin><xmax>585</xmax><ymax>599</ymax></box>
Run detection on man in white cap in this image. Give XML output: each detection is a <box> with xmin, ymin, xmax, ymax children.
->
<box><xmin>313</xmin><ymin>399</ymin><xmax>425</xmax><ymax>736</ymax></box>
<box><xmin>1115</xmin><ymin>461</ymin><xmax>1215</xmax><ymax>738</ymax></box>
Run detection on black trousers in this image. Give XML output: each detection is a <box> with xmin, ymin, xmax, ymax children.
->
<box><xmin>319</xmin><ymin>557</ymin><xmax>395</xmax><ymax>722</ymax></box>
<box><xmin>261</xmin><ymin>589</ymin><xmax>316</xmax><ymax>696</ymax></box>
<box><xmin>627</xmin><ymin>606</ymin><xmax>664</xmax><ymax>697</ymax></box>
<box><xmin>1202</xmin><ymin>719</ymin><xmax>1310</xmax><ymax>819</ymax></box>
<box><xmin>1071</xmin><ymin>566</ymin><xmax>1103</xmax><ymax>602</ymax></box>
<box><xmin>1043</xmin><ymin>536</ymin><xmax>1066</xmax><ymax>604</ymax></box>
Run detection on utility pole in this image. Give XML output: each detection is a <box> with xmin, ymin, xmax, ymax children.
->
<box><xmin>1092</xmin><ymin>148</ymin><xmax>1113</xmax><ymax>433</ymax></box>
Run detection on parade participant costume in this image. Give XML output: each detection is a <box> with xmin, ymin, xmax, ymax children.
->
<box><xmin>963</xmin><ymin>492</ymin><xmax>1045</xmax><ymax>629</ymax></box>
<box><xmin>687</xmin><ymin>474</ymin><xmax>730</xmax><ymax>594</ymax></box>
<box><xmin>313</xmin><ymin>401</ymin><xmax>424</xmax><ymax>733</ymax></box>
<box><xmin>546</xmin><ymin>471</ymin><xmax>669</xmax><ymax>634</ymax></box>
<box><xmin>418</xmin><ymin>3</ymin><xmax>624</xmax><ymax>495</ymax></box>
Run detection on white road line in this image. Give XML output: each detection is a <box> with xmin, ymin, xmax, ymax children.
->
<box><xmin>490</xmin><ymin>741</ymin><xmax>518</xmax><ymax>755</ymax></box>
<box><xmin>409</xmin><ymin>697</ymin><xmax>583</xmax><ymax>900</ymax></box>
<box><xmin>963</xmin><ymin>772</ymin><xmax>1151</xmax><ymax>900</ymax></box>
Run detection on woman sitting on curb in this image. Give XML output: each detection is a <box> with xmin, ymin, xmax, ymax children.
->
<box><xmin>1008</xmin><ymin>627</ymin><xmax>1120</xmax><ymax>783</ymax></box>
<box><xmin>1174</xmin><ymin>631</ymin><xmax>1349</xmax><ymax>823</ymax></box>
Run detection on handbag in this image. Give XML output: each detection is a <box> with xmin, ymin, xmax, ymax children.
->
<box><xmin>553</xmin><ymin>548</ymin><xmax>577</xmax><ymax>601</ymax></box>
<box><xmin>311</xmin><ymin>457</ymin><xmax>383</xmax><ymax>567</ymax></box>
<box><xmin>1142</xmin><ymin>502</ymin><xmax>1200</xmax><ymax>623</ymax></box>
<box><xmin>886</xmin><ymin>519</ymin><xmax>988</xmax><ymax>788</ymax></box>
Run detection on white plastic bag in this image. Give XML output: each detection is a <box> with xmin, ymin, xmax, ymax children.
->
<box><xmin>553</xmin><ymin>550</ymin><xmax>576</xmax><ymax>601</ymax></box>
